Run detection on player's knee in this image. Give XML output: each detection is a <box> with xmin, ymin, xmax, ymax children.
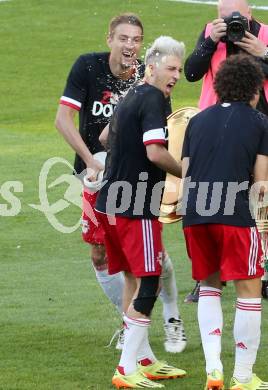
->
<box><xmin>133</xmin><ymin>276</ymin><xmax>160</xmax><ymax>316</ymax></box>
<box><xmin>91</xmin><ymin>244</ymin><xmax>106</xmax><ymax>269</ymax></box>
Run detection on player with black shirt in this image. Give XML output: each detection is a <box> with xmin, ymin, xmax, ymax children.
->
<box><xmin>184</xmin><ymin>0</ymin><xmax>268</xmax><ymax>302</ymax></box>
<box><xmin>55</xmin><ymin>11</ymin><xmax>143</xmax><ymax>333</ymax></box>
<box><xmin>182</xmin><ymin>54</ymin><xmax>268</xmax><ymax>390</ymax></box>
<box><xmin>55</xmin><ymin>14</ymin><xmax>186</xmax><ymax>353</ymax></box>
<box><xmin>96</xmin><ymin>36</ymin><xmax>187</xmax><ymax>389</ymax></box>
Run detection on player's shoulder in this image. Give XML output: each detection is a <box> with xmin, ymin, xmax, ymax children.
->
<box><xmin>137</xmin><ymin>83</ymin><xmax>165</xmax><ymax>100</ymax></box>
<box><xmin>78</xmin><ymin>51</ymin><xmax>109</xmax><ymax>65</ymax></box>
<box><xmin>185</xmin><ymin>103</ymin><xmax>222</xmax><ymax>133</ymax></box>
<box><xmin>69</xmin><ymin>52</ymin><xmax>110</xmax><ymax>80</ymax></box>
<box><xmin>251</xmin><ymin>107</ymin><xmax>268</xmax><ymax>130</ymax></box>
<box><xmin>189</xmin><ymin>103</ymin><xmax>217</xmax><ymax>122</ymax></box>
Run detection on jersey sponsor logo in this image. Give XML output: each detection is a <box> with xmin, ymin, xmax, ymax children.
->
<box><xmin>100</xmin><ymin>91</ymin><xmax>113</xmax><ymax>104</ymax></box>
<box><xmin>92</xmin><ymin>90</ymin><xmax>127</xmax><ymax>118</ymax></box>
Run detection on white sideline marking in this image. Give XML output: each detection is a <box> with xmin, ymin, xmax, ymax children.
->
<box><xmin>167</xmin><ymin>0</ymin><xmax>268</xmax><ymax>11</ymax></box>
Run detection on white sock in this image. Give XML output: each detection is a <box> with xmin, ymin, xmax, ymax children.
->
<box><xmin>93</xmin><ymin>265</ymin><xmax>124</xmax><ymax>314</ymax></box>
<box><xmin>136</xmin><ymin>327</ymin><xmax>156</xmax><ymax>365</ymax></box>
<box><xmin>118</xmin><ymin>315</ymin><xmax>150</xmax><ymax>375</ymax></box>
<box><xmin>198</xmin><ymin>287</ymin><xmax>223</xmax><ymax>374</ymax></box>
<box><xmin>159</xmin><ymin>253</ymin><xmax>179</xmax><ymax>322</ymax></box>
<box><xmin>233</xmin><ymin>298</ymin><xmax>262</xmax><ymax>383</ymax></box>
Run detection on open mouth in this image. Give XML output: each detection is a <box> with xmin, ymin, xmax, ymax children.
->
<box><xmin>166</xmin><ymin>82</ymin><xmax>176</xmax><ymax>93</ymax></box>
<box><xmin>122</xmin><ymin>51</ymin><xmax>135</xmax><ymax>60</ymax></box>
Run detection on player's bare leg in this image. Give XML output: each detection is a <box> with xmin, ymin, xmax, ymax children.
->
<box><xmin>123</xmin><ymin>272</ymin><xmax>137</xmax><ymax>313</ymax></box>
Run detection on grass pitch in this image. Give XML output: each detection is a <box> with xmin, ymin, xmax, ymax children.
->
<box><xmin>0</xmin><ymin>0</ymin><xmax>268</xmax><ymax>389</ymax></box>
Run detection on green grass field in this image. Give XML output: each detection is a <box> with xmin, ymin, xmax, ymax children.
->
<box><xmin>1</xmin><ymin>0</ymin><xmax>268</xmax><ymax>389</ymax></box>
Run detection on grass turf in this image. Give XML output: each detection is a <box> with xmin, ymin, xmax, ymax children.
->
<box><xmin>0</xmin><ymin>0</ymin><xmax>268</xmax><ymax>389</ymax></box>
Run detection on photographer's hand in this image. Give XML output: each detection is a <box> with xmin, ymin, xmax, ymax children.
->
<box><xmin>210</xmin><ymin>18</ymin><xmax>227</xmax><ymax>43</ymax></box>
<box><xmin>235</xmin><ymin>31</ymin><xmax>267</xmax><ymax>57</ymax></box>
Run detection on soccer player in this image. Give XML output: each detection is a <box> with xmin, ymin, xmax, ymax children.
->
<box><xmin>182</xmin><ymin>54</ymin><xmax>268</xmax><ymax>390</ymax></box>
<box><xmin>184</xmin><ymin>0</ymin><xmax>268</xmax><ymax>302</ymax></box>
<box><xmin>96</xmin><ymin>36</ymin><xmax>187</xmax><ymax>389</ymax></box>
<box><xmin>55</xmin><ymin>13</ymin><xmax>186</xmax><ymax>352</ymax></box>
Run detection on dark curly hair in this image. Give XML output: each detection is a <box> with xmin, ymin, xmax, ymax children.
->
<box><xmin>213</xmin><ymin>54</ymin><xmax>264</xmax><ymax>104</ymax></box>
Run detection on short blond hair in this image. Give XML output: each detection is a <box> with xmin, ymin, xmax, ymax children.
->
<box><xmin>145</xmin><ymin>36</ymin><xmax>185</xmax><ymax>66</ymax></box>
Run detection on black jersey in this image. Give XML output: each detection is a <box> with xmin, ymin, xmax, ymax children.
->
<box><xmin>181</xmin><ymin>102</ymin><xmax>268</xmax><ymax>227</ymax></box>
<box><xmin>60</xmin><ymin>52</ymin><xmax>144</xmax><ymax>174</ymax></box>
<box><xmin>96</xmin><ymin>83</ymin><xmax>168</xmax><ymax>219</ymax></box>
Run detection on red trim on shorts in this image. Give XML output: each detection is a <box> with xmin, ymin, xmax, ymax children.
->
<box><xmin>248</xmin><ymin>227</ymin><xmax>258</xmax><ymax>276</ymax></box>
<box><xmin>142</xmin><ymin>219</ymin><xmax>156</xmax><ymax>273</ymax></box>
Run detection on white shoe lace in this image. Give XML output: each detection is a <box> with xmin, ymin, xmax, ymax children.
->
<box><xmin>106</xmin><ymin>327</ymin><xmax>124</xmax><ymax>348</ymax></box>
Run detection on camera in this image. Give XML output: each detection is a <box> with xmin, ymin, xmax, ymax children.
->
<box><xmin>222</xmin><ymin>11</ymin><xmax>249</xmax><ymax>43</ymax></box>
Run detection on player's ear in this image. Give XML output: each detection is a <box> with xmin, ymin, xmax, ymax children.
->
<box><xmin>145</xmin><ymin>66</ymin><xmax>150</xmax><ymax>78</ymax></box>
<box><xmin>107</xmin><ymin>33</ymin><xmax>112</xmax><ymax>48</ymax></box>
<box><xmin>145</xmin><ymin>64</ymin><xmax>153</xmax><ymax>78</ymax></box>
<box><xmin>148</xmin><ymin>64</ymin><xmax>154</xmax><ymax>77</ymax></box>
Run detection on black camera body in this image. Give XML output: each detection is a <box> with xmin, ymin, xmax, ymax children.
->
<box><xmin>222</xmin><ymin>11</ymin><xmax>249</xmax><ymax>43</ymax></box>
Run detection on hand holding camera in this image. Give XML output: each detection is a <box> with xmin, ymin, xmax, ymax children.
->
<box><xmin>221</xmin><ymin>11</ymin><xmax>249</xmax><ymax>43</ymax></box>
<box><xmin>235</xmin><ymin>31</ymin><xmax>268</xmax><ymax>58</ymax></box>
<box><xmin>210</xmin><ymin>12</ymin><xmax>249</xmax><ymax>44</ymax></box>
<box><xmin>210</xmin><ymin>18</ymin><xmax>227</xmax><ymax>43</ymax></box>
<box><xmin>210</xmin><ymin>11</ymin><xmax>267</xmax><ymax>59</ymax></box>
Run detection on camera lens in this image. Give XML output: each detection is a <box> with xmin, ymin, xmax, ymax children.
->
<box><xmin>227</xmin><ymin>21</ymin><xmax>245</xmax><ymax>42</ymax></box>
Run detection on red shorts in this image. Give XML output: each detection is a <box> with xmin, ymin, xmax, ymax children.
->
<box><xmin>184</xmin><ymin>224</ymin><xmax>264</xmax><ymax>282</ymax></box>
<box><xmin>96</xmin><ymin>213</ymin><xmax>163</xmax><ymax>277</ymax></box>
<box><xmin>81</xmin><ymin>189</ymin><xmax>105</xmax><ymax>245</ymax></box>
